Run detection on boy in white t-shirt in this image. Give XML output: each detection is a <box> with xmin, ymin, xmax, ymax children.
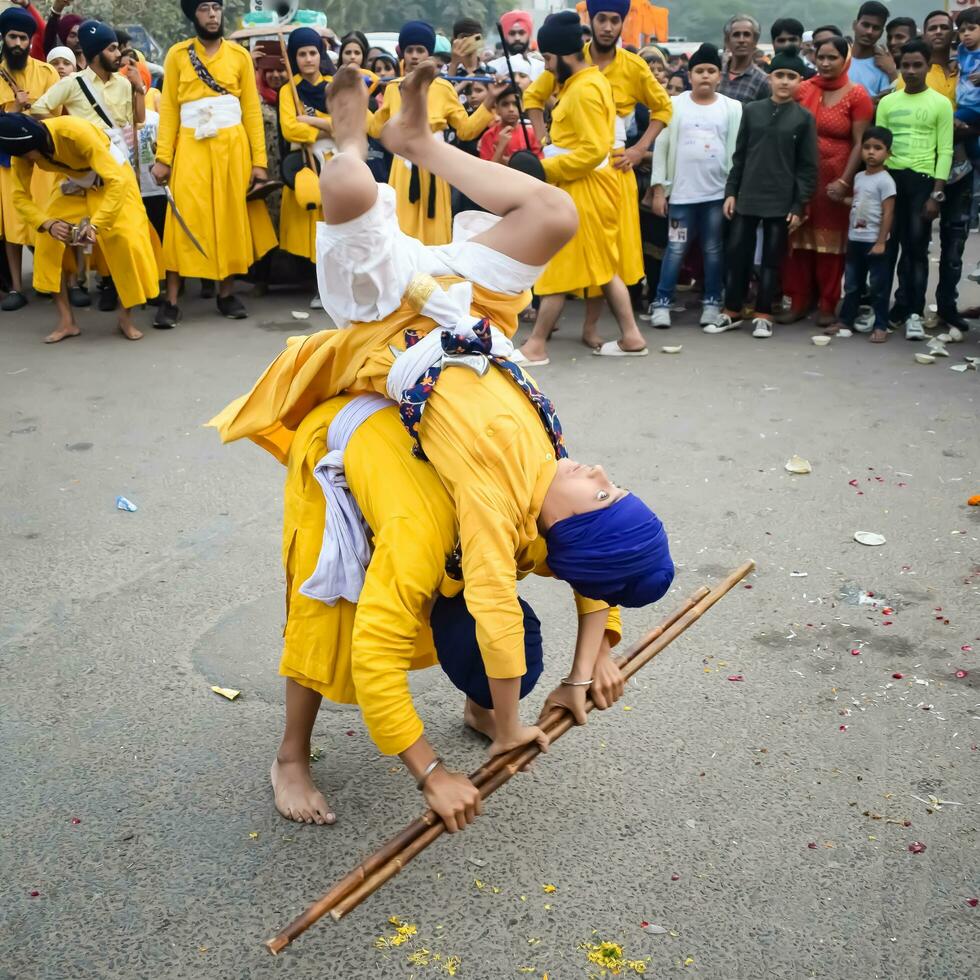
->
<box><xmin>833</xmin><ymin>126</ymin><xmax>896</xmax><ymax>343</ymax></box>
<box><xmin>647</xmin><ymin>43</ymin><xmax>742</xmax><ymax>329</ymax></box>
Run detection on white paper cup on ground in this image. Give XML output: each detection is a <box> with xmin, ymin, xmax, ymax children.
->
<box><xmin>854</xmin><ymin>531</ymin><xmax>886</xmax><ymax>546</ymax></box>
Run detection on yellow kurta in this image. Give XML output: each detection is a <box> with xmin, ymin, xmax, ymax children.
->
<box><xmin>277</xmin><ymin>74</ymin><xmax>331</xmax><ymax>262</ymax></box>
<box><xmin>156</xmin><ymin>37</ymin><xmax>276</xmax><ymax>279</ymax></box>
<box><xmin>531</xmin><ymin>66</ymin><xmax>620</xmax><ymax>296</ymax></box>
<box><xmin>0</xmin><ymin>57</ymin><xmax>59</xmax><ymax>245</ymax></box>
<box><xmin>11</xmin><ymin>117</ymin><xmax>160</xmax><ymax>307</ymax></box>
<box><xmin>367</xmin><ymin>78</ymin><xmax>494</xmax><ymax>244</ymax></box>
<box><xmin>527</xmin><ymin>47</ymin><xmax>671</xmax><ymax>286</ymax></box>
<box><xmin>281</xmin><ymin>393</ymin><xmax>620</xmax><ymax>755</ymax></box>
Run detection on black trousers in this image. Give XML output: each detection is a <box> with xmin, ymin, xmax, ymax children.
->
<box><xmin>724</xmin><ymin>214</ymin><xmax>788</xmax><ymax>316</ymax></box>
<box><xmin>886</xmin><ymin>169</ymin><xmax>935</xmax><ymax>320</ymax></box>
<box><xmin>936</xmin><ymin>171</ymin><xmax>973</xmax><ymax>314</ymax></box>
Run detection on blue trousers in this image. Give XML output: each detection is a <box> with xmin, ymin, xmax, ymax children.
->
<box><xmin>654</xmin><ymin>200</ymin><xmax>725</xmax><ymax>306</ymax></box>
<box><xmin>838</xmin><ymin>240</ymin><xmax>891</xmax><ymax>330</ymax></box>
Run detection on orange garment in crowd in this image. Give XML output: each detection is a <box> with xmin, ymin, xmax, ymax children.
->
<box><xmin>576</xmin><ymin>1</ymin><xmax>669</xmax><ymax>46</ymax></box>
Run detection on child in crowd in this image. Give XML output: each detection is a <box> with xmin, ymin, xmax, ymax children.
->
<box><xmin>716</xmin><ymin>47</ymin><xmax>817</xmax><ymax>338</ymax></box>
<box><xmin>45</xmin><ymin>45</ymin><xmax>76</xmax><ymax>78</ymax></box>
<box><xmin>477</xmin><ymin>85</ymin><xmax>542</xmax><ymax>164</ymax></box>
<box><xmin>648</xmin><ymin>43</ymin><xmax>742</xmax><ymax>329</ymax></box>
<box><xmin>832</xmin><ymin>127</ymin><xmax>896</xmax><ymax>343</ymax></box>
<box><xmin>954</xmin><ymin>7</ymin><xmax>980</xmax><ymax>159</ymax></box>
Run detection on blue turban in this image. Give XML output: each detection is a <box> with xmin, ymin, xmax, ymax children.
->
<box><xmin>181</xmin><ymin>0</ymin><xmax>222</xmax><ymax>21</ymax></box>
<box><xmin>287</xmin><ymin>27</ymin><xmax>325</xmax><ymax>73</ymax></box>
<box><xmin>78</xmin><ymin>21</ymin><xmax>117</xmax><ymax>62</ymax></box>
<box><xmin>398</xmin><ymin>20</ymin><xmax>436</xmax><ymax>55</ymax></box>
<box><xmin>546</xmin><ymin>495</ymin><xmax>674</xmax><ymax>608</ymax></box>
<box><xmin>430</xmin><ymin>593</ymin><xmax>543</xmax><ymax>710</ymax></box>
<box><xmin>0</xmin><ymin>113</ymin><xmax>49</xmax><ymax>156</ymax></box>
<box><xmin>586</xmin><ymin>0</ymin><xmax>632</xmax><ymax>19</ymax></box>
<box><xmin>0</xmin><ymin>6</ymin><xmax>37</xmax><ymax>37</ymax></box>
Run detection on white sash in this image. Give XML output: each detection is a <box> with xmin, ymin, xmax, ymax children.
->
<box><xmin>542</xmin><ymin>143</ymin><xmax>608</xmax><ymax>170</ymax></box>
<box><xmin>298</xmin><ymin>394</ymin><xmax>394</xmax><ymax>606</ymax></box>
<box><xmin>180</xmin><ymin>94</ymin><xmax>242</xmax><ymax>139</ymax></box>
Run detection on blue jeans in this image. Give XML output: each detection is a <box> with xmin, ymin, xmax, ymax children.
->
<box><xmin>654</xmin><ymin>200</ymin><xmax>725</xmax><ymax>306</ymax></box>
<box><xmin>839</xmin><ymin>240</ymin><xmax>891</xmax><ymax>330</ymax></box>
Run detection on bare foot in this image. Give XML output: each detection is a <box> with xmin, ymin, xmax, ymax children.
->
<box><xmin>581</xmin><ymin>333</ymin><xmax>602</xmax><ymax>349</ymax></box>
<box><xmin>823</xmin><ymin>322</ymin><xmax>843</xmax><ymax>337</ymax></box>
<box><xmin>380</xmin><ymin>60</ymin><xmax>439</xmax><ymax>157</ymax></box>
<box><xmin>271</xmin><ymin>756</ymin><xmax>336</xmax><ymax>825</ymax></box>
<box><xmin>326</xmin><ymin>64</ymin><xmax>370</xmax><ymax>158</ymax></box>
<box><xmin>44</xmin><ymin>322</ymin><xmax>80</xmax><ymax>344</ymax></box>
<box><xmin>118</xmin><ymin>318</ymin><xmax>143</xmax><ymax>341</ymax></box>
<box><xmin>870</xmin><ymin>328</ymin><xmax>888</xmax><ymax>344</ymax></box>
<box><xmin>463</xmin><ymin>699</ymin><xmax>496</xmax><ymax>740</ymax></box>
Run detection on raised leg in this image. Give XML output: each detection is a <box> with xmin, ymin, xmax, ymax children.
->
<box><xmin>271</xmin><ymin>678</ymin><xmax>336</xmax><ymax>825</ymax></box>
<box><xmin>380</xmin><ymin>61</ymin><xmax>577</xmax><ymax>267</ymax></box>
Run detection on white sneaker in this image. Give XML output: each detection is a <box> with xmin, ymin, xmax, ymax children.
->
<box><xmin>968</xmin><ymin>262</ymin><xmax>980</xmax><ymax>283</ymax></box>
<box><xmin>310</xmin><ymin>295</ymin><xmax>324</xmax><ymax>310</ymax></box>
<box><xmin>751</xmin><ymin>317</ymin><xmax>773</xmax><ymax>338</ymax></box>
<box><xmin>853</xmin><ymin>311</ymin><xmax>875</xmax><ymax>334</ymax></box>
<box><xmin>649</xmin><ymin>306</ymin><xmax>671</xmax><ymax>328</ymax></box>
<box><xmin>703</xmin><ymin>313</ymin><xmax>741</xmax><ymax>334</ymax></box>
<box><xmin>700</xmin><ymin>303</ymin><xmax>721</xmax><ymax>327</ymax></box>
<box><xmin>905</xmin><ymin>314</ymin><xmax>926</xmax><ymax>341</ymax></box>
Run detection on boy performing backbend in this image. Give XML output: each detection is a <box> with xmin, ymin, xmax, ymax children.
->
<box><xmin>213</xmin><ymin>62</ymin><xmax>674</xmax><ymax>821</ymax></box>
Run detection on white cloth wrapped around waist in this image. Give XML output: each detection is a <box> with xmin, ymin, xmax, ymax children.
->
<box><xmin>299</xmin><ymin>394</ymin><xmax>393</xmax><ymax>606</ymax></box>
<box><xmin>59</xmin><ymin>139</ymin><xmax>130</xmax><ymax>193</ymax></box>
<box><xmin>314</xmin><ymin>183</ymin><xmax>542</xmax><ymax>328</ymax></box>
<box><xmin>290</xmin><ymin>136</ymin><xmax>336</xmax><ymax>165</ymax></box>
<box><xmin>613</xmin><ymin>114</ymin><xmax>628</xmax><ymax>149</ymax></box>
<box><xmin>180</xmin><ymin>94</ymin><xmax>242</xmax><ymax>140</ymax></box>
<box><xmin>385</xmin><ymin>313</ymin><xmax>514</xmax><ymax>405</ymax></box>
<box><xmin>542</xmin><ymin>142</ymin><xmax>608</xmax><ymax>170</ymax></box>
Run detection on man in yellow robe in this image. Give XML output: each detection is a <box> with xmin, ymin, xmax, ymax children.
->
<box><xmin>0</xmin><ymin>5</ymin><xmax>58</xmax><ymax>311</ymax></box>
<box><xmin>272</xmin><ymin>392</ymin><xmax>623</xmax><ymax>827</ymax></box>
<box><xmin>0</xmin><ymin>113</ymin><xmax>159</xmax><ymax>342</ymax></box>
<box><xmin>150</xmin><ymin>0</ymin><xmax>277</xmax><ymax>327</ymax></box>
<box><xmin>514</xmin><ymin>11</ymin><xmax>649</xmax><ymax>366</ymax></box>
<box><xmin>525</xmin><ymin>0</ymin><xmax>672</xmax><ymax>350</ymax></box>
<box><xmin>212</xmin><ymin>66</ymin><xmax>675</xmax><ymax>803</ymax></box>
<box><xmin>31</xmin><ymin>20</ymin><xmax>154</xmax><ymax>315</ymax></box>
<box><xmin>367</xmin><ymin>20</ymin><xmax>495</xmax><ymax>245</ymax></box>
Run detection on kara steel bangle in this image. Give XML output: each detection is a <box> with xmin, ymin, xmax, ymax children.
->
<box><xmin>416</xmin><ymin>756</ymin><xmax>444</xmax><ymax>791</ymax></box>
<box><xmin>560</xmin><ymin>676</ymin><xmax>593</xmax><ymax>687</ymax></box>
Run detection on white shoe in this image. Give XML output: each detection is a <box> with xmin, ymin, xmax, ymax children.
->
<box><xmin>700</xmin><ymin>303</ymin><xmax>721</xmax><ymax>327</ymax></box>
<box><xmin>592</xmin><ymin>340</ymin><xmax>649</xmax><ymax>357</ymax></box>
<box><xmin>904</xmin><ymin>314</ymin><xmax>926</xmax><ymax>341</ymax></box>
<box><xmin>649</xmin><ymin>306</ymin><xmax>671</xmax><ymax>328</ymax></box>
<box><xmin>510</xmin><ymin>349</ymin><xmax>550</xmax><ymax>367</ymax></box>
<box><xmin>853</xmin><ymin>311</ymin><xmax>875</xmax><ymax>334</ymax></box>
<box><xmin>948</xmin><ymin>326</ymin><xmax>965</xmax><ymax>343</ymax></box>
<box><xmin>310</xmin><ymin>295</ymin><xmax>324</xmax><ymax>310</ymax></box>
<box><xmin>751</xmin><ymin>318</ymin><xmax>773</xmax><ymax>338</ymax></box>
<box><xmin>703</xmin><ymin>313</ymin><xmax>741</xmax><ymax>334</ymax></box>
<box><xmin>968</xmin><ymin>262</ymin><xmax>980</xmax><ymax>283</ymax></box>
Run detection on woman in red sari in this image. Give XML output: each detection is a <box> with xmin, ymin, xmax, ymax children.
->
<box><xmin>779</xmin><ymin>37</ymin><xmax>872</xmax><ymax>329</ymax></box>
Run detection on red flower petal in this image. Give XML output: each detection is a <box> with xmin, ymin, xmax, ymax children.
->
<box><xmin>670</xmin><ymin>873</ymin><xmax>680</xmax><ymax>881</ymax></box>
<box><xmin>641</xmin><ymin>921</ymin><xmax>650</xmax><ymax>928</ymax></box>
<box><xmin>908</xmin><ymin>841</ymin><xmax>926</xmax><ymax>854</ymax></box>
<box><xmin>807</xmin><ymin>842</ymin><xmax>817</xmax><ymax>849</ymax></box>
<box><xmin>851</xmin><ymin>649</ymin><xmax>861</xmax><ymax>656</ymax></box>
<box><xmin>955</xmin><ymin>670</ymin><xmax>969</xmax><ymax>679</ymax></box>
<box><xmin>345</xmin><ymin>730</ymin><xmax>355</xmax><ymax>736</ymax></box>
<box><xmin>29</xmin><ymin>890</ymin><xmax>39</xmax><ymax>898</ymax></box>
<box><xmin>962</xmin><ymin>645</ymin><xmax>973</xmax><ymax>652</ymax></box>
<box><xmin>967</xmin><ymin>898</ymin><xmax>978</xmax><ymax>908</ymax></box>
<box><xmin>743</xmin><ymin>584</ymin><xmax>753</xmax><ymax>589</ymax></box>
<box><xmin>883</xmin><ymin>621</ymin><xmax>893</xmax><ymax>626</ymax></box>
<box><xmin>892</xmin><ymin>673</ymin><xmax>904</xmax><ymax>679</ymax></box>
<box><xmin>882</xmin><ymin>607</ymin><xmax>894</xmax><ymax>615</ymax></box>
<box><xmin>848</xmin><ymin>479</ymin><xmax>858</xmax><ymax>487</ymax></box>
<box><xmin>727</xmin><ymin>675</ymin><xmax>744</xmax><ymax>682</ymax></box>
<box><xmin>70</xmin><ymin>817</ymin><xmax>81</xmax><ymax>825</ymax></box>
<box><xmin>839</xmin><ymin>725</ymin><xmax>848</xmax><ymax>731</ymax></box>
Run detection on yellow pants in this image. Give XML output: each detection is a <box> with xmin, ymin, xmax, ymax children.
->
<box><xmin>0</xmin><ymin>165</ymin><xmax>57</xmax><ymax>247</ymax></box>
<box><xmin>280</xmin><ymin>396</ymin><xmax>460</xmax><ymax>755</ymax></box>
<box><xmin>390</xmin><ymin>159</ymin><xmax>452</xmax><ymax>245</ymax></box>
<box><xmin>33</xmin><ymin>179</ymin><xmax>160</xmax><ymax>308</ymax></box>
<box><xmin>278</xmin><ymin>186</ymin><xmax>318</xmax><ymax>262</ymax></box>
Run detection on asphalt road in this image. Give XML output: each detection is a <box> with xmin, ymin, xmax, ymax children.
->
<box><xmin>1</xmin><ymin>278</ymin><xmax>978</xmax><ymax>980</ymax></box>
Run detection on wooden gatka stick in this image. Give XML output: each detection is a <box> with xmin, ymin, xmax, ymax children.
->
<box><xmin>265</xmin><ymin>564</ymin><xmax>752</xmax><ymax>950</ymax></box>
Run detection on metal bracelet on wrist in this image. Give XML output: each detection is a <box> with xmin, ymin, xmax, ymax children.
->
<box><xmin>416</xmin><ymin>756</ymin><xmax>443</xmax><ymax>791</ymax></box>
<box><xmin>560</xmin><ymin>676</ymin><xmax>592</xmax><ymax>687</ymax></box>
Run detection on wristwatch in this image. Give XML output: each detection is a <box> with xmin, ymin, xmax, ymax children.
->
<box><xmin>930</xmin><ymin>190</ymin><xmax>946</xmax><ymax>203</ymax></box>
